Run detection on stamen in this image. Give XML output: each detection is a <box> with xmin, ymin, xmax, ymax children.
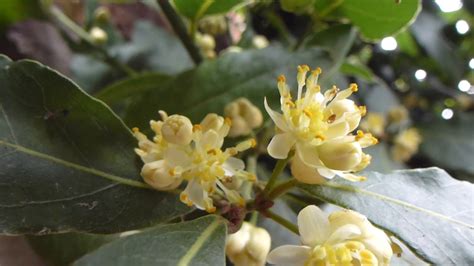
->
<box><xmin>327</xmin><ymin>114</ymin><xmax>337</xmax><ymax>123</ymax></box>
<box><xmin>359</xmin><ymin>105</ymin><xmax>367</xmax><ymax>116</ymax></box>
<box><xmin>303</xmin><ymin>109</ymin><xmax>313</xmax><ymax>118</ymax></box>
<box><xmin>193</xmin><ymin>124</ymin><xmax>202</xmax><ymax>132</ymax></box>
<box><xmin>316</xmin><ymin>134</ymin><xmax>326</xmax><ymax>141</ymax></box>
<box><xmin>277</xmin><ymin>75</ymin><xmax>286</xmax><ymax>83</ymax></box>
<box><xmin>350</xmin><ymin>83</ymin><xmax>358</xmax><ymax>92</ymax></box>
<box><xmin>207</xmin><ymin>149</ymin><xmax>217</xmax><ymax>155</ymax></box>
<box><xmin>132</xmin><ymin>127</ymin><xmax>139</xmax><ymax>133</ymax></box>
<box><xmin>224</xmin><ymin>117</ymin><xmax>232</xmax><ymax>126</ymax></box>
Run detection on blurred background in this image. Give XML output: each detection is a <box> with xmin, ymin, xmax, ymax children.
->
<box><xmin>0</xmin><ymin>0</ymin><xmax>473</xmax><ymax>265</ymax></box>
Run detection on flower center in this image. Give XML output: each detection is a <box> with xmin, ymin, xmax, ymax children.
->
<box><xmin>304</xmin><ymin>241</ymin><xmax>378</xmax><ymax>266</ymax></box>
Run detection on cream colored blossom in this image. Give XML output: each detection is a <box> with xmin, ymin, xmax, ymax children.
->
<box><xmin>388</xmin><ymin>106</ymin><xmax>409</xmax><ymax>124</ymax></box>
<box><xmin>267</xmin><ymin>205</ymin><xmax>393</xmax><ymax>266</ymax></box>
<box><xmin>225</xmin><ymin>98</ymin><xmax>263</xmax><ymax>137</ymax></box>
<box><xmin>252</xmin><ymin>35</ymin><xmax>269</xmax><ymax>49</ymax></box>
<box><xmin>391</xmin><ymin>128</ymin><xmax>422</xmax><ymax>162</ymax></box>
<box><xmin>196</xmin><ymin>32</ymin><xmax>216</xmax><ymax>58</ymax></box>
<box><xmin>265</xmin><ymin>65</ymin><xmax>376</xmax><ymax>182</ymax></box>
<box><xmin>133</xmin><ymin>111</ymin><xmax>256</xmax><ymax>213</ymax></box>
<box><xmin>226</xmin><ymin>222</ymin><xmax>271</xmax><ymax>266</ymax></box>
<box><xmin>360</xmin><ymin>113</ymin><xmax>385</xmax><ymax>137</ymax></box>
<box><xmin>89</xmin><ymin>26</ymin><xmax>107</xmax><ymax>45</ymax></box>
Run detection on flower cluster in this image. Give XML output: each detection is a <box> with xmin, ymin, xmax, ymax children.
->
<box><xmin>133</xmin><ymin>111</ymin><xmax>256</xmax><ymax>212</ymax></box>
<box><xmin>267</xmin><ymin>205</ymin><xmax>393</xmax><ymax>266</ymax></box>
<box><xmin>265</xmin><ymin>65</ymin><xmax>377</xmax><ymax>183</ymax></box>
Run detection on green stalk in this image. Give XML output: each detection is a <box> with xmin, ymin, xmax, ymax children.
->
<box><xmin>263</xmin><ymin>150</ymin><xmax>294</xmax><ymax>195</ymax></box>
<box><xmin>264</xmin><ymin>209</ymin><xmax>299</xmax><ymax>235</ymax></box>
<box><xmin>268</xmin><ymin>178</ymin><xmax>298</xmax><ymax>200</ymax></box>
<box><xmin>157</xmin><ymin>0</ymin><xmax>203</xmax><ymax>65</ymax></box>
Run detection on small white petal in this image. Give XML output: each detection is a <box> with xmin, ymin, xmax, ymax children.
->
<box><xmin>295</xmin><ymin>142</ymin><xmax>322</xmax><ymax>167</ymax></box>
<box><xmin>317</xmin><ymin>168</ymin><xmax>337</xmax><ymax>179</ymax></box>
<box><xmin>224</xmin><ymin>157</ymin><xmax>245</xmax><ymax>171</ymax></box>
<box><xmin>267</xmin><ymin>133</ymin><xmax>296</xmax><ymax>159</ymax></box>
<box><xmin>326</xmin><ymin>224</ymin><xmax>361</xmax><ymax>244</ymax></box>
<box><xmin>267</xmin><ymin>245</ymin><xmax>311</xmax><ymax>266</ymax></box>
<box><xmin>297</xmin><ymin>205</ymin><xmax>330</xmax><ymax>247</ymax></box>
<box><xmin>264</xmin><ymin>97</ymin><xmax>290</xmax><ymax>131</ymax></box>
<box><xmin>185</xmin><ymin>179</ymin><xmax>207</xmax><ymax>210</ymax></box>
<box><xmin>164</xmin><ymin>147</ymin><xmax>191</xmax><ymax>167</ymax></box>
<box><xmin>325</xmin><ymin>121</ymin><xmax>350</xmax><ymax>139</ymax></box>
<box><xmin>200</xmin><ymin>130</ymin><xmax>219</xmax><ymax>148</ymax></box>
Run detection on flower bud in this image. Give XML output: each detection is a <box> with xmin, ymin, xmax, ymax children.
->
<box><xmin>324</xmin><ymin>99</ymin><xmax>361</xmax><ymax>132</ymax></box>
<box><xmin>226</xmin><ymin>222</ymin><xmax>271</xmax><ymax>266</ymax></box>
<box><xmin>291</xmin><ymin>155</ymin><xmax>326</xmax><ymax>184</ymax></box>
<box><xmin>89</xmin><ymin>26</ymin><xmax>108</xmax><ymax>45</ymax></box>
<box><xmin>225</xmin><ymin>98</ymin><xmax>263</xmax><ymax>137</ymax></box>
<box><xmin>141</xmin><ymin>161</ymin><xmax>182</xmax><ymax>190</ymax></box>
<box><xmin>199</xmin><ymin>15</ymin><xmax>227</xmax><ymax>35</ymax></box>
<box><xmin>195</xmin><ymin>33</ymin><xmax>216</xmax><ymax>58</ymax></box>
<box><xmin>94</xmin><ymin>6</ymin><xmax>111</xmax><ymax>24</ymax></box>
<box><xmin>360</xmin><ymin>113</ymin><xmax>385</xmax><ymax>137</ymax></box>
<box><xmin>317</xmin><ymin>141</ymin><xmax>362</xmax><ymax>171</ymax></box>
<box><xmin>200</xmin><ymin>113</ymin><xmax>224</xmax><ymax>132</ymax></box>
<box><xmin>391</xmin><ymin>128</ymin><xmax>422</xmax><ymax>162</ymax></box>
<box><xmin>161</xmin><ymin>114</ymin><xmax>193</xmax><ymax>145</ymax></box>
<box><xmin>252</xmin><ymin>35</ymin><xmax>269</xmax><ymax>49</ymax></box>
<box><xmin>388</xmin><ymin>106</ymin><xmax>408</xmax><ymax>124</ymax></box>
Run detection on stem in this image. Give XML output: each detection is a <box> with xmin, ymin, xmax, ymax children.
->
<box><xmin>318</xmin><ymin>0</ymin><xmax>344</xmax><ymax>18</ymax></box>
<box><xmin>265</xmin><ymin>209</ymin><xmax>299</xmax><ymax>235</ymax></box>
<box><xmin>157</xmin><ymin>0</ymin><xmax>203</xmax><ymax>65</ymax></box>
<box><xmin>268</xmin><ymin>178</ymin><xmax>298</xmax><ymax>200</ymax></box>
<box><xmin>242</xmin><ymin>154</ymin><xmax>258</xmax><ymax>199</ymax></box>
<box><xmin>48</xmin><ymin>6</ymin><xmax>137</xmax><ymax>76</ymax></box>
<box><xmin>263</xmin><ymin>150</ymin><xmax>294</xmax><ymax>195</ymax></box>
<box><xmin>249</xmin><ymin>211</ymin><xmax>259</xmax><ymax>225</ymax></box>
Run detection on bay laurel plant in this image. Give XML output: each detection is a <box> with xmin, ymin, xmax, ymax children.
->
<box><xmin>0</xmin><ymin>0</ymin><xmax>473</xmax><ymax>266</ymax></box>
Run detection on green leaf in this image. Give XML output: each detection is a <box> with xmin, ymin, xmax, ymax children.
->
<box><xmin>125</xmin><ymin>46</ymin><xmax>334</xmax><ymax>130</ymax></box>
<box><xmin>303</xmin><ymin>25</ymin><xmax>357</xmax><ymax>79</ymax></box>
<box><xmin>74</xmin><ymin>216</ymin><xmax>227</xmax><ymax>266</ymax></box>
<box><xmin>338</xmin><ymin>0</ymin><xmax>421</xmax><ymax>40</ymax></box>
<box><xmin>419</xmin><ymin>113</ymin><xmax>474</xmax><ymax>175</ymax></box>
<box><xmin>0</xmin><ymin>55</ymin><xmax>188</xmax><ymax>234</ymax></box>
<box><xmin>298</xmin><ymin>168</ymin><xmax>474</xmax><ymax>265</ymax></box>
<box><xmin>28</xmin><ymin>232</ymin><xmax>118</xmax><ymax>266</ymax></box>
<box><xmin>173</xmin><ymin>0</ymin><xmax>242</xmax><ymax>20</ymax></box>
<box><xmin>0</xmin><ymin>0</ymin><xmax>43</xmax><ymax>30</ymax></box>
<box><xmin>340</xmin><ymin>61</ymin><xmax>374</xmax><ymax>81</ymax></box>
<box><xmin>95</xmin><ymin>72</ymin><xmax>172</xmax><ymax>105</ymax></box>
<box><xmin>410</xmin><ymin>11</ymin><xmax>463</xmax><ymax>80</ymax></box>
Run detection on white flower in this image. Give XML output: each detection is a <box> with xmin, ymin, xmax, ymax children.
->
<box><xmin>226</xmin><ymin>222</ymin><xmax>271</xmax><ymax>266</ymax></box>
<box><xmin>267</xmin><ymin>205</ymin><xmax>393</xmax><ymax>266</ymax></box>
<box><xmin>225</xmin><ymin>97</ymin><xmax>263</xmax><ymax>137</ymax></box>
<box><xmin>133</xmin><ymin>111</ymin><xmax>256</xmax><ymax>213</ymax></box>
<box><xmin>360</xmin><ymin>112</ymin><xmax>386</xmax><ymax>137</ymax></box>
<box><xmin>391</xmin><ymin>127</ymin><xmax>422</xmax><ymax>162</ymax></box>
<box><xmin>264</xmin><ymin>65</ymin><xmax>375</xmax><ymax>182</ymax></box>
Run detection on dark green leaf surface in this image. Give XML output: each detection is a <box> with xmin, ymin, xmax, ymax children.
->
<box><xmin>298</xmin><ymin>168</ymin><xmax>474</xmax><ymax>265</ymax></box>
<box><xmin>0</xmin><ymin>55</ymin><xmax>187</xmax><ymax>234</ymax></box>
<box><xmin>28</xmin><ymin>232</ymin><xmax>118</xmax><ymax>266</ymax></box>
<box><xmin>419</xmin><ymin>114</ymin><xmax>474</xmax><ymax>174</ymax></box>
<box><xmin>74</xmin><ymin>216</ymin><xmax>227</xmax><ymax>266</ymax></box>
<box><xmin>338</xmin><ymin>0</ymin><xmax>421</xmax><ymax>40</ymax></box>
<box><xmin>173</xmin><ymin>0</ymin><xmax>242</xmax><ymax>19</ymax></box>
<box><xmin>125</xmin><ymin>46</ymin><xmax>334</xmax><ymax>129</ymax></box>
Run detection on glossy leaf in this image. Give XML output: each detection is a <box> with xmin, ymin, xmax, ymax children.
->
<box><xmin>173</xmin><ymin>0</ymin><xmax>242</xmax><ymax>20</ymax></box>
<box><xmin>338</xmin><ymin>0</ymin><xmax>421</xmax><ymax>40</ymax></box>
<box><xmin>74</xmin><ymin>215</ymin><xmax>227</xmax><ymax>266</ymax></box>
<box><xmin>0</xmin><ymin>55</ymin><xmax>188</xmax><ymax>234</ymax></box>
<box><xmin>419</xmin><ymin>113</ymin><xmax>474</xmax><ymax>174</ymax></box>
<box><xmin>298</xmin><ymin>168</ymin><xmax>474</xmax><ymax>265</ymax></box>
<box><xmin>125</xmin><ymin>46</ymin><xmax>335</xmax><ymax>130</ymax></box>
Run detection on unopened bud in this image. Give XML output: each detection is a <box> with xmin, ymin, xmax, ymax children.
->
<box><xmin>161</xmin><ymin>114</ymin><xmax>193</xmax><ymax>145</ymax></box>
<box><xmin>89</xmin><ymin>26</ymin><xmax>108</xmax><ymax>45</ymax></box>
<box><xmin>201</xmin><ymin>113</ymin><xmax>224</xmax><ymax>132</ymax></box>
<box><xmin>252</xmin><ymin>35</ymin><xmax>269</xmax><ymax>49</ymax></box>
<box><xmin>388</xmin><ymin>106</ymin><xmax>409</xmax><ymax>124</ymax></box>
<box><xmin>141</xmin><ymin>161</ymin><xmax>182</xmax><ymax>190</ymax></box>
<box><xmin>291</xmin><ymin>155</ymin><xmax>326</xmax><ymax>184</ymax></box>
<box><xmin>317</xmin><ymin>141</ymin><xmax>363</xmax><ymax>171</ymax></box>
<box><xmin>199</xmin><ymin>15</ymin><xmax>227</xmax><ymax>35</ymax></box>
<box><xmin>225</xmin><ymin>98</ymin><xmax>263</xmax><ymax>137</ymax></box>
<box><xmin>94</xmin><ymin>6</ymin><xmax>110</xmax><ymax>24</ymax></box>
<box><xmin>226</xmin><ymin>222</ymin><xmax>271</xmax><ymax>266</ymax></box>
<box><xmin>360</xmin><ymin>113</ymin><xmax>385</xmax><ymax>137</ymax></box>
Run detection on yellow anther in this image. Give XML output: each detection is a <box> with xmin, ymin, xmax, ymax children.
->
<box><xmin>327</xmin><ymin>114</ymin><xmax>337</xmax><ymax>123</ymax></box>
<box><xmin>316</xmin><ymin>134</ymin><xmax>326</xmax><ymax>141</ymax></box>
<box><xmin>298</xmin><ymin>64</ymin><xmax>310</xmax><ymax>72</ymax></box>
<box><xmin>227</xmin><ymin>147</ymin><xmax>238</xmax><ymax>156</ymax></box>
<box><xmin>303</xmin><ymin>109</ymin><xmax>313</xmax><ymax>118</ymax></box>
<box><xmin>356</xmin><ymin>130</ymin><xmax>365</xmax><ymax>140</ymax></box>
<box><xmin>285</xmin><ymin>100</ymin><xmax>296</xmax><ymax>108</ymax></box>
<box><xmin>359</xmin><ymin>105</ymin><xmax>367</xmax><ymax>116</ymax></box>
<box><xmin>207</xmin><ymin>149</ymin><xmax>217</xmax><ymax>155</ymax></box>
<box><xmin>313</xmin><ymin>67</ymin><xmax>322</xmax><ymax>75</ymax></box>
<box><xmin>168</xmin><ymin>168</ymin><xmax>176</xmax><ymax>176</ymax></box>
<box><xmin>132</xmin><ymin>127</ymin><xmax>139</xmax><ymax>133</ymax></box>
<box><xmin>193</xmin><ymin>124</ymin><xmax>202</xmax><ymax>132</ymax></box>
<box><xmin>224</xmin><ymin>117</ymin><xmax>232</xmax><ymax>126</ymax></box>
<box><xmin>206</xmin><ymin>206</ymin><xmax>216</xmax><ymax>213</ymax></box>
<box><xmin>359</xmin><ymin>176</ymin><xmax>367</xmax><ymax>181</ymax></box>
<box><xmin>277</xmin><ymin>75</ymin><xmax>286</xmax><ymax>83</ymax></box>
<box><xmin>247</xmin><ymin>173</ymin><xmax>257</xmax><ymax>182</ymax></box>
<box><xmin>250</xmin><ymin>138</ymin><xmax>257</xmax><ymax>148</ymax></box>
<box><xmin>345</xmin><ymin>241</ymin><xmax>364</xmax><ymax>251</ymax></box>
<box><xmin>372</xmin><ymin>136</ymin><xmax>379</xmax><ymax>144</ymax></box>
<box><xmin>350</xmin><ymin>83</ymin><xmax>358</xmax><ymax>92</ymax></box>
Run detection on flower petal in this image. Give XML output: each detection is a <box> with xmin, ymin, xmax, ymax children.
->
<box><xmin>185</xmin><ymin>179</ymin><xmax>207</xmax><ymax>210</ymax></box>
<box><xmin>267</xmin><ymin>133</ymin><xmax>296</xmax><ymax>159</ymax></box>
<box><xmin>325</xmin><ymin>121</ymin><xmax>350</xmax><ymax>139</ymax></box>
<box><xmin>295</xmin><ymin>142</ymin><xmax>322</xmax><ymax>167</ymax></box>
<box><xmin>317</xmin><ymin>168</ymin><xmax>337</xmax><ymax>179</ymax></box>
<box><xmin>267</xmin><ymin>245</ymin><xmax>311</xmax><ymax>266</ymax></box>
<box><xmin>164</xmin><ymin>147</ymin><xmax>191</xmax><ymax>167</ymax></box>
<box><xmin>326</xmin><ymin>224</ymin><xmax>362</xmax><ymax>244</ymax></box>
<box><xmin>297</xmin><ymin>205</ymin><xmax>330</xmax><ymax>247</ymax></box>
<box><xmin>264</xmin><ymin>97</ymin><xmax>289</xmax><ymax>131</ymax></box>
<box><xmin>225</xmin><ymin>157</ymin><xmax>245</xmax><ymax>171</ymax></box>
